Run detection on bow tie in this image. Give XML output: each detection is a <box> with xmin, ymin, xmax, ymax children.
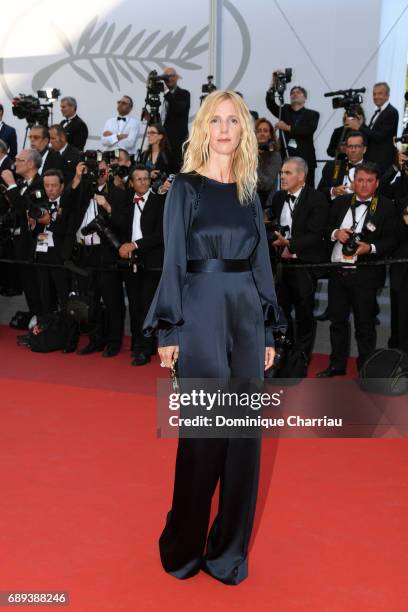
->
<box><xmin>133</xmin><ymin>196</ymin><xmax>145</xmax><ymax>204</ymax></box>
<box><xmin>368</xmin><ymin>108</ymin><xmax>381</xmax><ymax>128</ymax></box>
<box><xmin>117</xmin><ymin>116</ymin><xmax>126</xmax><ymax>121</ymax></box>
<box><xmin>355</xmin><ymin>200</ymin><xmax>370</xmax><ymax>207</ymax></box>
<box><xmin>286</xmin><ymin>194</ymin><xmax>296</xmax><ymax>203</ymax></box>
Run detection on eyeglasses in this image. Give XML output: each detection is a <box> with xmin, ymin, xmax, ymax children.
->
<box><xmin>117</xmin><ymin>100</ymin><xmax>130</xmax><ymax>105</ymax></box>
<box><xmin>346</xmin><ymin>144</ymin><xmax>364</xmax><ymax>149</ymax></box>
<box><xmin>147</xmin><ymin>131</ymin><xmax>159</xmax><ymax>135</ymax></box>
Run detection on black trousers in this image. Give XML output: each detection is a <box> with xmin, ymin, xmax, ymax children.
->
<box><xmin>12</xmin><ymin>236</ymin><xmax>42</xmax><ymax>316</ymax></box>
<box><xmin>36</xmin><ymin>248</ymin><xmax>70</xmax><ymax>315</ymax></box>
<box><xmin>389</xmin><ymin>281</ymin><xmax>408</xmax><ymax>354</ymax></box>
<box><xmin>328</xmin><ymin>270</ymin><xmax>378</xmax><ymax>370</ymax></box>
<box><xmin>77</xmin><ymin>245</ymin><xmax>124</xmax><ymax>349</ymax></box>
<box><xmin>123</xmin><ymin>268</ymin><xmax>161</xmax><ymax>352</ymax></box>
<box><xmin>276</xmin><ymin>263</ymin><xmax>317</xmax><ymax>358</ymax></box>
<box><xmin>159</xmin><ymin>270</ymin><xmax>264</xmax><ymax>585</ymax></box>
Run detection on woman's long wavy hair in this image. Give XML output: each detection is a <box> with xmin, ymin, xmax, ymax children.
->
<box><xmin>181</xmin><ymin>90</ymin><xmax>258</xmax><ymax>205</ymax></box>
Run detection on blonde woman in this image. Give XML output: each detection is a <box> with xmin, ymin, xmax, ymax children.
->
<box><xmin>144</xmin><ymin>90</ymin><xmax>280</xmax><ymax>585</ymax></box>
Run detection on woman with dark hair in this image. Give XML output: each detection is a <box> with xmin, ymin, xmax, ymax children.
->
<box><xmin>255</xmin><ymin>117</ymin><xmax>281</xmax><ymax>211</ymax></box>
<box><xmin>140</xmin><ymin>124</ymin><xmax>176</xmax><ymax>178</ymax></box>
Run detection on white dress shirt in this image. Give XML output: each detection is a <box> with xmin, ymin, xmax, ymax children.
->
<box><xmin>76</xmin><ymin>185</ymin><xmax>107</xmax><ymax>245</ymax></box>
<box><xmin>131</xmin><ymin>190</ymin><xmax>150</xmax><ymax>242</ymax></box>
<box><xmin>330</xmin><ymin>160</ymin><xmax>363</xmax><ymax>199</ymax></box>
<box><xmin>279</xmin><ymin>186</ymin><xmax>303</xmax><ymax>258</ymax></box>
<box><xmin>331</xmin><ymin>198</ymin><xmax>376</xmax><ymax>263</ymax></box>
<box><xmin>38</xmin><ymin>149</ymin><xmax>49</xmax><ymax>175</ymax></box>
<box><xmin>101</xmin><ymin>114</ymin><xmax>140</xmax><ymax>155</ymax></box>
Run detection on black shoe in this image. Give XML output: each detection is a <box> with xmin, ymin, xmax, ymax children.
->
<box><xmin>131</xmin><ymin>351</ymin><xmax>151</xmax><ymax>366</ymax></box>
<box><xmin>78</xmin><ymin>342</ymin><xmax>105</xmax><ymax>355</ymax></box>
<box><xmin>315</xmin><ymin>308</ymin><xmax>329</xmax><ymax>322</ymax></box>
<box><xmin>102</xmin><ymin>345</ymin><xmax>120</xmax><ymax>358</ymax></box>
<box><xmin>316</xmin><ymin>366</ymin><xmax>346</xmax><ymax>378</ymax></box>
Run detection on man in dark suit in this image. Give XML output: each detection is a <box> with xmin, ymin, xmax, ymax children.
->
<box><xmin>317</xmin><ymin>162</ymin><xmax>398</xmax><ymax>377</ymax></box>
<box><xmin>266</xmin><ymin>74</ymin><xmax>319</xmax><ymax>186</ymax></box>
<box><xmin>1</xmin><ymin>149</ymin><xmax>44</xmax><ymax>317</ymax></box>
<box><xmin>29</xmin><ymin>125</ymin><xmax>64</xmax><ymax>175</ymax></box>
<box><xmin>318</xmin><ymin>131</ymin><xmax>366</xmax><ymax>201</ymax></box>
<box><xmin>49</xmin><ymin>124</ymin><xmax>80</xmax><ymax>183</ymax></box>
<box><xmin>119</xmin><ymin>165</ymin><xmax>164</xmax><ymax>365</ymax></box>
<box><xmin>270</xmin><ymin>157</ymin><xmax>328</xmax><ymax>364</ymax></box>
<box><xmin>0</xmin><ymin>104</ymin><xmax>17</xmax><ymax>159</ymax></box>
<box><xmin>60</xmin><ymin>96</ymin><xmax>88</xmax><ymax>151</ymax></box>
<box><xmin>162</xmin><ymin>67</ymin><xmax>190</xmax><ymax>171</ymax></box>
<box><xmin>389</xmin><ymin>195</ymin><xmax>408</xmax><ymax>354</ymax></box>
<box><xmin>64</xmin><ymin>158</ymin><xmax>129</xmax><ymax>357</ymax></box>
<box><xmin>345</xmin><ymin>82</ymin><xmax>399</xmax><ymax>173</ymax></box>
<box><xmin>35</xmin><ymin>169</ymin><xmax>71</xmax><ymax>315</ymax></box>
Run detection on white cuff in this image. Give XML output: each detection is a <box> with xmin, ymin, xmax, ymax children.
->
<box><xmin>330</xmin><ymin>229</ymin><xmax>338</xmax><ymax>242</ymax></box>
<box><xmin>370</xmin><ymin>243</ymin><xmax>376</xmax><ymax>254</ymax></box>
<box><xmin>7</xmin><ymin>184</ymin><xmax>17</xmax><ymax>190</ymax></box>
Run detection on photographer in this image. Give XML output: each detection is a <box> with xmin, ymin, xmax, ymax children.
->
<box><xmin>49</xmin><ymin>124</ymin><xmax>81</xmax><ymax>183</ymax></box>
<box><xmin>109</xmin><ymin>149</ymin><xmax>132</xmax><ymax>191</ymax></box>
<box><xmin>1</xmin><ymin>149</ymin><xmax>44</xmax><ymax>318</ymax></box>
<box><xmin>161</xmin><ymin>67</ymin><xmax>190</xmax><ymax>171</ymax></box>
<box><xmin>35</xmin><ymin>169</ymin><xmax>71</xmax><ymax>315</ymax></box>
<box><xmin>379</xmin><ymin>149</ymin><xmax>408</xmax><ymax>202</ymax></box>
<box><xmin>29</xmin><ymin>125</ymin><xmax>64</xmax><ymax>176</ymax></box>
<box><xmin>346</xmin><ymin>82</ymin><xmax>399</xmax><ymax>173</ymax></box>
<box><xmin>326</xmin><ymin>106</ymin><xmax>366</xmax><ymax>159</ymax></box>
<box><xmin>139</xmin><ymin>124</ymin><xmax>177</xmax><ymax>179</ymax></box>
<box><xmin>64</xmin><ymin>157</ymin><xmax>129</xmax><ymax>357</ymax></box>
<box><xmin>389</xmin><ymin>194</ymin><xmax>408</xmax><ymax>354</ymax></box>
<box><xmin>318</xmin><ymin>131</ymin><xmax>367</xmax><ymax>201</ymax></box>
<box><xmin>317</xmin><ymin>162</ymin><xmax>398</xmax><ymax>377</ymax></box>
<box><xmin>266</xmin><ymin>71</ymin><xmax>319</xmax><ymax>186</ymax></box>
<box><xmin>269</xmin><ymin>157</ymin><xmax>328</xmax><ymax>370</ymax></box>
<box><xmin>255</xmin><ymin>118</ymin><xmax>281</xmax><ymax>211</ymax></box>
<box><xmin>101</xmin><ymin>95</ymin><xmax>139</xmax><ymax>157</ymax></box>
<box><xmin>60</xmin><ymin>96</ymin><xmax>88</xmax><ymax>151</ymax></box>
<box><xmin>119</xmin><ymin>165</ymin><xmax>165</xmax><ymax>366</ymax></box>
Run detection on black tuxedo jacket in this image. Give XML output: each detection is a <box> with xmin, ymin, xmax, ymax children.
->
<box><xmin>6</xmin><ymin>173</ymin><xmax>43</xmax><ymax>258</ymax></box>
<box><xmin>63</xmin><ymin>181</ymin><xmax>129</xmax><ymax>262</ymax></box>
<box><xmin>390</xmin><ymin>196</ymin><xmax>408</xmax><ymax>290</ymax></box>
<box><xmin>360</xmin><ymin>104</ymin><xmax>399</xmax><ymax>172</ymax></box>
<box><xmin>40</xmin><ymin>149</ymin><xmax>64</xmax><ymax>175</ymax></box>
<box><xmin>379</xmin><ymin>166</ymin><xmax>408</xmax><ymax>204</ymax></box>
<box><xmin>59</xmin><ymin>144</ymin><xmax>81</xmax><ymax>183</ymax></box>
<box><xmin>270</xmin><ymin>185</ymin><xmax>328</xmax><ymax>262</ymax></box>
<box><xmin>265</xmin><ymin>93</ymin><xmax>319</xmax><ymax>167</ymax></box>
<box><xmin>125</xmin><ymin>191</ymin><xmax>165</xmax><ymax>269</ymax></box>
<box><xmin>0</xmin><ymin>155</ymin><xmax>14</xmax><ymax>173</ymax></box>
<box><xmin>163</xmin><ymin>86</ymin><xmax>190</xmax><ymax>145</ymax></box>
<box><xmin>317</xmin><ymin>159</ymin><xmax>364</xmax><ymax>200</ymax></box>
<box><xmin>328</xmin><ymin>193</ymin><xmax>398</xmax><ymax>288</ymax></box>
<box><xmin>60</xmin><ymin>115</ymin><xmax>88</xmax><ymax>151</ymax></box>
<box><xmin>0</xmin><ymin>122</ymin><xmax>17</xmax><ymax>158</ymax></box>
<box><xmin>327</xmin><ymin>125</ymin><xmax>348</xmax><ymax>159</ymax></box>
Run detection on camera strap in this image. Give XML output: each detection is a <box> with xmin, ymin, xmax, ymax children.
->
<box><xmin>350</xmin><ymin>195</ymin><xmax>369</xmax><ymax>231</ymax></box>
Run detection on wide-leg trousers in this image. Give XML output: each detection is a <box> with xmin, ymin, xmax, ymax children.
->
<box><xmin>159</xmin><ymin>270</ymin><xmax>265</xmax><ymax>585</ymax></box>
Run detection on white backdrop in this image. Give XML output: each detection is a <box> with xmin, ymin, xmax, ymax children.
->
<box><xmin>0</xmin><ymin>0</ymin><xmax>407</xmax><ymax>174</ymax></box>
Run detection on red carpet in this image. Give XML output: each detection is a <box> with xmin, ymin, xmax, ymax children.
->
<box><xmin>1</xmin><ymin>326</ymin><xmax>407</xmax><ymax>611</ymax></box>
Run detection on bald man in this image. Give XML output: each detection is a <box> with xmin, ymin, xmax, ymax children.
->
<box><xmin>162</xmin><ymin>66</ymin><xmax>190</xmax><ymax>171</ymax></box>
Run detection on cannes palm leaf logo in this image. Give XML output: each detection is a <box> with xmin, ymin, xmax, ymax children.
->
<box><xmin>32</xmin><ymin>17</ymin><xmax>209</xmax><ymax>92</ymax></box>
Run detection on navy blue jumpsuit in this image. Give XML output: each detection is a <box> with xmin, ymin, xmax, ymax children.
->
<box><xmin>144</xmin><ymin>172</ymin><xmax>280</xmax><ymax>584</ymax></box>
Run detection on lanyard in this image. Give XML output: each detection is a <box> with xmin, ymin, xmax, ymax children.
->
<box><xmin>350</xmin><ymin>204</ymin><xmax>368</xmax><ymax>231</ymax></box>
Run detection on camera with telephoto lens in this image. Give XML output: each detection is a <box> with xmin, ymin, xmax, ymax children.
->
<box><xmin>324</xmin><ymin>87</ymin><xmax>366</xmax><ymax>118</ymax></box>
<box><xmin>342</xmin><ymin>230</ymin><xmax>368</xmax><ymax>258</ymax></box>
<box><xmin>274</xmin><ymin>68</ymin><xmax>292</xmax><ymax>96</ymax></box>
<box><xmin>81</xmin><ymin>214</ymin><xmax>121</xmax><ymax>250</ymax></box>
<box><xmin>151</xmin><ymin>172</ymin><xmax>175</xmax><ymax>194</ymax></box>
<box><xmin>110</xmin><ymin>164</ymin><xmax>129</xmax><ymax>179</ymax></box>
<box><xmin>79</xmin><ymin>150</ymin><xmax>119</xmax><ymax>190</ymax></box>
<box><xmin>395</xmin><ymin>134</ymin><xmax>408</xmax><ymax>171</ymax></box>
<box><xmin>26</xmin><ymin>187</ymin><xmax>50</xmax><ymax>220</ymax></box>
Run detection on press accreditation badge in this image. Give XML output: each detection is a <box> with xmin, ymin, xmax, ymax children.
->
<box><xmin>288</xmin><ymin>139</ymin><xmax>297</xmax><ymax>149</ymax></box>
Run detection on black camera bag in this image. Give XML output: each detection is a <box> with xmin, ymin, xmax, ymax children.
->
<box><xmin>358</xmin><ymin>348</ymin><xmax>408</xmax><ymax>395</ymax></box>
